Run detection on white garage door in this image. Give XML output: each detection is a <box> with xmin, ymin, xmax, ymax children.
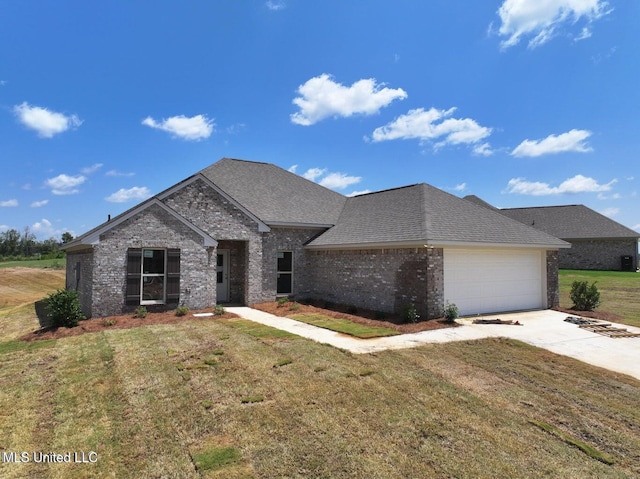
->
<box><xmin>444</xmin><ymin>248</ymin><xmax>545</xmax><ymax>316</ymax></box>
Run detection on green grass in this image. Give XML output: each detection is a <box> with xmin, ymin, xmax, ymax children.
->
<box><xmin>0</xmin><ymin>258</ymin><xmax>66</xmax><ymax>269</ymax></box>
<box><xmin>192</xmin><ymin>446</ymin><xmax>242</xmax><ymax>471</ymax></box>
<box><xmin>0</xmin><ymin>339</ymin><xmax>56</xmax><ymax>355</ymax></box>
<box><xmin>1</xmin><ymin>318</ymin><xmax>640</xmax><ymax>478</ymax></box>
<box><xmin>289</xmin><ymin>313</ymin><xmax>399</xmax><ymax>338</ymax></box>
<box><xmin>559</xmin><ymin>269</ymin><xmax>640</xmax><ymax>327</ymax></box>
<box><xmin>529</xmin><ymin>420</ymin><xmax>614</xmax><ymax>465</ymax></box>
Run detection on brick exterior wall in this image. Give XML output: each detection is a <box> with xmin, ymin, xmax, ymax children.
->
<box><xmin>560</xmin><ymin>239</ymin><xmax>638</xmax><ymax>271</ymax></box>
<box><xmin>546</xmin><ymin>250</ymin><xmax>560</xmax><ymax>309</ymax></box>
<box><xmin>304</xmin><ymin>247</ymin><xmax>445</xmax><ymax>319</ymax></box>
<box><xmin>90</xmin><ymin>204</ymin><xmax>216</xmax><ymax>317</ymax></box>
<box><xmin>261</xmin><ymin>227</ymin><xmax>326</xmax><ymax>301</ymax></box>
<box><xmin>65</xmin><ymin>249</ymin><xmax>94</xmax><ymax>318</ymax></box>
<box><xmin>162</xmin><ymin>179</ymin><xmax>265</xmax><ymax>304</ymax></box>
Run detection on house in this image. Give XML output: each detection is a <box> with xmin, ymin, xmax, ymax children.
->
<box><xmin>63</xmin><ymin>158</ymin><xmax>569</xmax><ymax>319</ymax></box>
<box><xmin>465</xmin><ymin>196</ymin><xmax>639</xmax><ymax>271</ymax></box>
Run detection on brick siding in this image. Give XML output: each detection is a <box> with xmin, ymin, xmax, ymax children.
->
<box><xmin>560</xmin><ymin>239</ymin><xmax>637</xmax><ymax>271</ymax></box>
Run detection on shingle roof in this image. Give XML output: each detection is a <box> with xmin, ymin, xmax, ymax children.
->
<box><xmin>308</xmin><ymin>184</ymin><xmax>568</xmax><ymax>248</ymax></box>
<box><xmin>200</xmin><ymin>158</ymin><xmax>346</xmax><ymax>225</ymax></box>
<box><xmin>500</xmin><ymin>205</ymin><xmax>640</xmax><ymax>240</ymax></box>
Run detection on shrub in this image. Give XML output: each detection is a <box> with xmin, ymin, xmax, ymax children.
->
<box><xmin>213</xmin><ymin>304</ymin><xmax>226</xmax><ymax>315</ymax></box>
<box><xmin>102</xmin><ymin>318</ymin><xmax>117</xmax><ymax>327</ymax></box>
<box><xmin>175</xmin><ymin>306</ymin><xmax>190</xmax><ymax>317</ymax></box>
<box><xmin>404</xmin><ymin>303</ymin><xmax>420</xmax><ymax>323</ymax></box>
<box><xmin>570</xmin><ymin>281</ymin><xmax>601</xmax><ymax>311</ymax></box>
<box><xmin>288</xmin><ymin>302</ymin><xmax>300</xmax><ymax>311</ymax></box>
<box><xmin>45</xmin><ymin>289</ymin><xmax>85</xmax><ymax>328</ymax></box>
<box><xmin>443</xmin><ymin>301</ymin><xmax>459</xmax><ymax>323</ymax></box>
<box><xmin>133</xmin><ymin>306</ymin><xmax>147</xmax><ymax>319</ymax></box>
<box><xmin>277</xmin><ymin>296</ymin><xmax>289</xmax><ymax>307</ymax></box>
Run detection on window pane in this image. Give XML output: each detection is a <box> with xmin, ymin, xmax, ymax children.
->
<box><xmin>142</xmin><ymin>276</ymin><xmax>165</xmax><ymax>300</ymax></box>
<box><xmin>277</xmin><ymin>273</ymin><xmax>292</xmax><ymax>295</ymax></box>
<box><xmin>217</xmin><ymin>254</ymin><xmax>224</xmax><ymax>267</ymax></box>
<box><xmin>143</xmin><ymin>249</ymin><xmax>165</xmax><ymax>274</ymax></box>
<box><xmin>217</xmin><ymin>271</ymin><xmax>223</xmax><ymax>284</ymax></box>
<box><xmin>277</xmin><ymin>251</ymin><xmax>292</xmax><ymax>272</ymax></box>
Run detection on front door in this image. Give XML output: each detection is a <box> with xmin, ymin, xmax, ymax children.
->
<box><xmin>216</xmin><ymin>249</ymin><xmax>229</xmax><ymax>303</ymax></box>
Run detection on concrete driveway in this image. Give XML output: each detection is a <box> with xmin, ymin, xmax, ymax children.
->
<box><xmin>226</xmin><ymin>307</ymin><xmax>640</xmax><ymax>381</ymax></box>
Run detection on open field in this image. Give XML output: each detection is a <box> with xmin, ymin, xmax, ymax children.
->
<box><xmin>0</xmin><ymin>258</ymin><xmax>66</xmax><ymax>269</ymax></box>
<box><xmin>559</xmin><ymin>269</ymin><xmax>640</xmax><ymax>328</ymax></box>
<box><xmin>1</xmin><ymin>268</ymin><xmax>640</xmax><ymax>477</ymax></box>
<box><xmin>0</xmin><ymin>267</ymin><xmax>65</xmax><ymax>341</ymax></box>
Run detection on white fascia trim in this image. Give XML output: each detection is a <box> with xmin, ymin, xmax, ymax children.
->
<box><xmin>268</xmin><ymin>222</ymin><xmax>333</xmax><ymax>229</ymax></box>
<box><xmin>306</xmin><ymin>239</ymin><xmax>569</xmax><ymax>250</ymax></box>
<box><xmin>427</xmin><ymin>240</ymin><xmax>570</xmax><ymax>249</ymax></box>
<box><xmin>157</xmin><ymin>174</ymin><xmax>271</xmax><ymax>233</ymax></box>
<box><xmin>82</xmin><ymin>199</ymin><xmax>218</xmax><ymax>247</ymax></box>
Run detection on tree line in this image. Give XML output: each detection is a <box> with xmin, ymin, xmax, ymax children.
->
<box><xmin>0</xmin><ymin>228</ymin><xmax>73</xmax><ymax>260</ymax></box>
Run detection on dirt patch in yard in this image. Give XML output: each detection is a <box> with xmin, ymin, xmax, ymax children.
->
<box><xmin>252</xmin><ymin>301</ymin><xmax>457</xmax><ymax>334</ymax></box>
<box><xmin>20</xmin><ymin>308</ymin><xmax>238</xmax><ymax>342</ymax></box>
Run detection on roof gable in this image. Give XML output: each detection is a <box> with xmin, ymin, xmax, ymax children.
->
<box><xmin>62</xmin><ymin>199</ymin><xmax>218</xmax><ymax>250</ymax></box>
<box><xmin>500</xmin><ymin>205</ymin><xmax>640</xmax><ymax>240</ymax></box>
<box><xmin>200</xmin><ymin>158</ymin><xmax>347</xmax><ymax>226</ymax></box>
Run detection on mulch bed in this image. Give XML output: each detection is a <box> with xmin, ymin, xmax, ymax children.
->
<box><xmin>252</xmin><ymin>300</ymin><xmax>458</xmax><ymax>334</ymax></box>
<box><xmin>20</xmin><ymin>308</ymin><xmax>238</xmax><ymax>342</ymax></box>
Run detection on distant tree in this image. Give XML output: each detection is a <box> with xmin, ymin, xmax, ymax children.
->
<box><xmin>0</xmin><ymin>229</ymin><xmax>20</xmax><ymax>256</ymax></box>
<box><xmin>20</xmin><ymin>227</ymin><xmax>36</xmax><ymax>256</ymax></box>
<box><xmin>61</xmin><ymin>232</ymin><xmax>74</xmax><ymax>244</ymax></box>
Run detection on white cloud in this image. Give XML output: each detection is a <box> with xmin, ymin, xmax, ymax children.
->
<box><xmin>287</xmin><ymin>165</ymin><xmax>298</xmax><ymax>173</ymax></box>
<box><xmin>597</xmin><ymin>192</ymin><xmax>621</xmax><ymax>200</ymax></box>
<box><xmin>45</xmin><ymin>174</ymin><xmax>86</xmax><ymax>195</ymax></box>
<box><xmin>298</xmin><ymin>167</ymin><xmax>362</xmax><ymax>191</ymax></box>
<box><xmin>106</xmin><ymin>169</ymin><xmax>135</xmax><ymax>177</ymax></box>
<box><xmin>512</xmin><ymin>129</ymin><xmax>593</xmax><ymax>157</ymax></box>
<box><xmin>370</xmin><ymin>107</ymin><xmax>492</xmax><ymax>152</ymax></box>
<box><xmin>347</xmin><ymin>189</ymin><xmax>371</xmax><ymax>197</ymax></box>
<box><xmin>495</xmin><ymin>0</ymin><xmax>611</xmax><ymax>49</ymax></box>
<box><xmin>142</xmin><ymin>114</ymin><xmax>214</xmax><ymax>140</ymax></box>
<box><xmin>302</xmin><ymin>168</ymin><xmax>327</xmax><ymax>182</ymax></box>
<box><xmin>31</xmin><ymin>200</ymin><xmax>49</xmax><ymax>208</ymax></box>
<box><xmin>0</xmin><ymin>199</ymin><xmax>18</xmax><ymax>207</ymax></box>
<box><xmin>319</xmin><ymin>172</ymin><xmax>362</xmax><ymax>190</ymax></box>
<box><xmin>81</xmin><ymin>163</ymin><xmax>103</xmax><ymax>175</ymax></box>
<box><xmin>105</xmin><ymin>186</ymin><xmax>151</xmax><ymax>203</ymax></box>
<box><xmin>266</xmin><ymin>0</ymin><xmax>285</xmax><ymax>10</ymax></box>
<box><xmin>13</xmin><ymin>102</ymin><xmax>82</xmax><ymax>138</ymax></box>
<box><xmin>633</xmin><ymin>224</ymin><xmax>640</xmax><ymax>232</ymax></box>
<box><xmin>454</xmin><ymin>183</ymin><xmax>467</xmax><ymax>192</ymax></box>
<box><xmin>291</xmin><ymin>74</ymin><xmax>407</xmax><ymax>126</ymax></box>
<box><xmin>505</xmin><ymin>174</ymin><xmax>616</xmax><ymax>196</ymax></box>
<box><xmin>32</xmin><ymin>218</ymin><xmax>54</xmax><ymax>235</ymax></box>
<box><xmin>473</xmin><ymin>143</ymin><xmax>494</xmax><ymax>156</ymax></box>
<box><xmin>599</xmin><ymin>207</ymin><xmax>619</xmax><ymax>218</ymax></box>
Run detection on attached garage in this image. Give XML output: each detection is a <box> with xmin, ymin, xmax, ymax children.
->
<box><xmin>444</xmin><ymin>248</ymin><xmax>546</xmax><ymax>316</ymax></box>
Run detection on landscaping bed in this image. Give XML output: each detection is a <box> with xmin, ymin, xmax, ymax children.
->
<box><xmin>20</xmin><ymin>307</ymin><xmax>238</xmax><ymax>341</ymax></box>
<box><xmin>251</xmin><ymin>300</ymin><xmax>457</xmax><ymax>334</ymax></box>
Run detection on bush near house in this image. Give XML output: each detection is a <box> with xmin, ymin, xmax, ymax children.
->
<box><xmin>570</xmin><ymin>281</ymin><xmax>601</xmax><ymax>311</ymax></box>
<box><xmin>45</xmin><ymin>289</ymin><xmax>85</xmax><ymax>328</ymax></box>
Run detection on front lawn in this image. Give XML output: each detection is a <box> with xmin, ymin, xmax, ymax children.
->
<box><xmin>559</xmin><ymin>269</ymin><xmax>640</xmax><ymax>328</ymax></box>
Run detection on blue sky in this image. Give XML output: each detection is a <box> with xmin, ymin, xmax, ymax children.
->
<box><xmin>1</xmin><ymin>0</ymin><xmax>639</xmax><ymax>240</ymax></box>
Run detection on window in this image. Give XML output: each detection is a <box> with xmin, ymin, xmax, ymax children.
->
<box><xmin>142</xmin><ymin>249</ymin><xmax>166</xmax><ymax>303</ymax></box>
<box><xmin>276</xmin><ymin>251</ymin><xmax>293</xmax><ymax>295</ymax></box>
<box><xmin>126</xmin><ymin>248</ymin><xmax>180</xmax><ymax>306</ymax></box>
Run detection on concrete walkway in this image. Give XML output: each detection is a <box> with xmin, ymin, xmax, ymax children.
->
<box><xmin>226</xmin><ymin>307</ymin><xmax>640</xmax><ymax>380</ymax></box>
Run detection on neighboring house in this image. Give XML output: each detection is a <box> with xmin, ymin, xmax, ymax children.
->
<box><xmin>63</xmin><ymin>158</ymin><xmax>568</xmax><ymax>319</ymax></box>
<box><xmin>465</xmin><ymin>196</ymin><xmax>639</xmax><ymax>271</ymax></box>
